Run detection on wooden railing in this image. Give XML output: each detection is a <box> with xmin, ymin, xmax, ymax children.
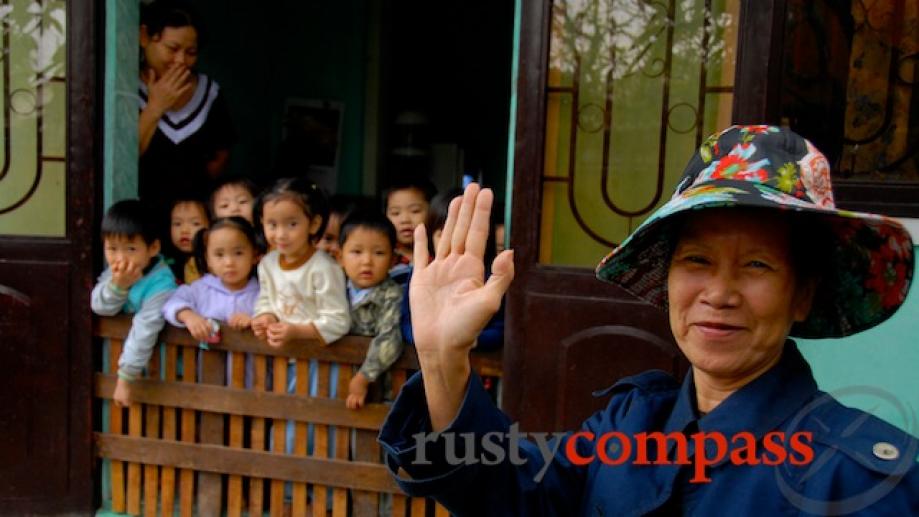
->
<box><xmin>94</xmin><ymin>315</ymin><xmax>502</xmax><ymax>516</ymax></box>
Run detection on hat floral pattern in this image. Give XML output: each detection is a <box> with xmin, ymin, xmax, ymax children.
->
<box><xmin>596</xmin><ymin>125</ymin><xmax>914</xmax><ymax>338</ymax></box>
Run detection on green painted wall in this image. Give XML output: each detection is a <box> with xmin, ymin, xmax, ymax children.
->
<box><xmin>798</xmin><ymin>245</ymin><xmax>919</xmax><ymax>436</ymax></box>
<box><xmin>192</xmin><ymin>1</ymin><xmax>367</xmax><ymax>194</ymax></box>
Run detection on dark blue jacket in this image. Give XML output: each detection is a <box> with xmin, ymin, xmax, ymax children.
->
<box><xmin>379</xmin><ymin>342</ymin><xmax>919</xmax><ymax>515</ymax></box>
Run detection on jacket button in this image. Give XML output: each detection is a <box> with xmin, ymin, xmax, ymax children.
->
<box><xmin>872</xmin><ymin>442</ymin><xmax>899</xmax><ymax>460</ymax></box>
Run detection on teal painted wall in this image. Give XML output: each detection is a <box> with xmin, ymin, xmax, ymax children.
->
<box><xmin>192</xmin><ymin>1</ymin><xmax>367</xmax><ymax>194</ymax></box>
<box><xmin>798</xmin><ymin>245</ymin><xmax>919</xmax><ymax>436</ymax></box>
<box><xmin>102</xmin><ymin>0</ymin><xmax>138</xmax><ymax>208</ymax></box>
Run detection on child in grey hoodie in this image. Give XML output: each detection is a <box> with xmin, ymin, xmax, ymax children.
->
<box><xmin>91</xmin><ymin>200</ymin><xmax>177</xmax><ymax>406</ymax></box>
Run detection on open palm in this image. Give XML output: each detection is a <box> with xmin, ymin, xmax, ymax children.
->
<box><xmin>409</xmin><ymin>184</ymin><xmax>514</xmax><ymax>356</ymax></box>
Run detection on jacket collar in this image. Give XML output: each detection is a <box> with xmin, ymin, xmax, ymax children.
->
<box><xmin>664</xmin><ymin>340</ymin><xmax>819</xmax><ymax>444</ymax></box>
<box><xmin>349</xmin><ymin>276</ymin><xmax>398</xmax><ymax>309</ymax></box>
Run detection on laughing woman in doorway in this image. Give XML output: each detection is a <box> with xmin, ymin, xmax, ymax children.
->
<box><xmin>138</xmin><ymin>0</ymin><xmax>234</xmax><ymax>213</ymax></box>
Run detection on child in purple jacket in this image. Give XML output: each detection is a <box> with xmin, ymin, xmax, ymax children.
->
<box><xmin>162</xmin><ymin>217</ymin><xmax>261</xmax><ymax>342</ymax></box>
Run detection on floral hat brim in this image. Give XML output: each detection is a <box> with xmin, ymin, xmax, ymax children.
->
<box><xmin>595</xmin><ymin>125</ymin><xmax>914</xmax><ymax>339</ymax></box>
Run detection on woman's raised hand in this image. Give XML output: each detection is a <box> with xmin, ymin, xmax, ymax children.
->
<box><xmin>143</xmin><ymin>65</ymin><xmax>193</xmax><ymax>115</ymax></box>
<box><xmin>409</xmin><ymin>183</ymin><xmax>514</xmax><ymax>430</ymax></box>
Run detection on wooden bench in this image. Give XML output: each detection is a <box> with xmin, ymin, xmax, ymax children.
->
<box><xmin>94</xmin><ymin>315</ymin><xmax>502</xmax><ymax>516</ymax></box>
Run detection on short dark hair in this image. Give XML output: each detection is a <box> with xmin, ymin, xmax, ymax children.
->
<box><xmin>141</xmin><ymin>0</ymin><xmax>207</xmax><ymax>47</ymax></box>
<box><xmin>193</xmin><ymin>216</ymin><xmax>262</xmax><ymax>277</ymax></box>
<box><xmin>208</xmin><ymin>176</ymin><xmax>259</xmax><ymax>218</ymax></box>
<box><xmin>255</xmin><ymin>177</ymin><xmax>330</xmax><ymax>243</ymax></box>
<box><xmin>382</xmin><ymin>175</ymin><xmax>437</xmax><ymax>209</ymax></box>
<box><xmin>101</xmin><ymin>199</ymin><xmax>159</xmax><ymax>245</ymax></box>
<box><xmin>339</xmin><ymin>209</ymin><xmax>397</xmax><ymax>250</ymax></box>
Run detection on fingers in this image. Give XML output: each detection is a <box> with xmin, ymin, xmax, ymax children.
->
<box><xmin>465</xmin><ymin>188</ymin><xmax>493</xmax><ymax>260</ymax></box>
<box><xmin>484</xmin><ymin>249</ymin><xmax>515</xmax><ymax>299</ymax></box>
<box><xmin>436</xmin><ymin>197</ymin><xmax>462</xmax><ymax>260</ymax></box>
<box><xmin>451</xmin><ymin>183</ymin><xmax>480</xmax><ymax>255</ymax></box>
<box><xmin>413</xmin><ymin>224</ymin><xmax>429</xmax><ymax>272</ymax></box>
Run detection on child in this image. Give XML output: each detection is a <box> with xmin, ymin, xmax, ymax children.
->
<box><xmin>251</xmin><ymin>177</ymin><xmax>350</xmax><ymax>348</ymax></box>
<box><xmin>401</xmin><ymin>188</ymin><xmax>504</xmax><ymax>351</ymax></box>
<box><xmin>166</xmin><ymin>194</ymin><xmax>209</xmax><ymax>283</ymax></box>
<box><xmin>162</xmin><ymin>216</ymin><xmax>261</xmax><ymax>340</ymax></box>
<box><xmin>337</xmin><ymin>210</ymin><xmax>404</xmax><ymax>409</ymax></box>
<box><xmin>317</xmin><ymin>194</ymin><xmax>355</xmax><ymax>261</ymax></box>
<box><xmin>91</xmin><ymin>199</ymin><xmax>177</xmax><ymax>407</ymax></box>
<box><xmin>383</xmin><ymin>177</ymin><xmax>435</xmax><ymax>284</ymax></box>
<box><xmin>210</xmin><ymin>177</ymin><xmax>258</xmax><ymax>223</ymax></box>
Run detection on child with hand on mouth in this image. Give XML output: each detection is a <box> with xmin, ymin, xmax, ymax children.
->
<box><xmin>91</xmin><ymin>199</ymin><xmax>177</xmax><ymax>407</ymax></box>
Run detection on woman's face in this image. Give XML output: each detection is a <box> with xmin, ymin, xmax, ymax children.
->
<box><xmin>140</xmin><ymin>25</ymin><xmax>199</xmax><ymax>77</ymax></box>
<box><xmin>667</xmin><ymin>209</ymin><xmax>814</xmax><ymax>383</ymax></box>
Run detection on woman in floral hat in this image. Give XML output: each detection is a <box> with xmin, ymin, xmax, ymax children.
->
<box><xmin>379</xmin><ymin>126</ymin><xmax>919</xmax><ymax>515</ymax></box>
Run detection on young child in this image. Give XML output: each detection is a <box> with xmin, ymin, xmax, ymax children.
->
<box><xmin>162</xmin><ymin>216</ymin><xmax>261</xmax><ymax>340</ymax></box>
<box><xmin>166</xmin><ymin>194</ymin><xmax>210</xmax><ymax>284</ymax></box>
<box><xmin>337</xmin><ymin>210</ymin><xmax>404</xmax><ymax>409</ymax></box>
<box><xmin>210</xmin><ymin>177</ymin><xmax>258</xmax><ymax>223</ymax></box>
<box><xmin>383</xmin><ymin>177</ymin><xmax>435</xmax><ymax>284</ymax></box>
<box><xmin>316</xmin><ymin>194</ymin><xmax>354</xmax><ymax>261</ymax></box>
<box><xmin>251</xmin><ymin>177</ymin><xmax>350</xmax><ymax>348</ymax></box>
<box><xmin>401</xmin><ymin>188</ymin><xmax>504</xmax><ymax>351</ymax></box>
<box><xmin>91</xmin><ymin>199</ymin><xmax>177</xmax><ymax>407</ymax></box>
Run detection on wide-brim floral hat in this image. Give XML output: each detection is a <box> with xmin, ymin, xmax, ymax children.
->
<box><xmin>596</xmin><ymin>125</ymin><xmax>914</xmax><ymax>339</ymax></box>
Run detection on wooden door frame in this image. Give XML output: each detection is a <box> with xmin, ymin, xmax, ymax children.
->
<box><xmin>0</xmin><ymin>2</ymin><xmax>99</xmax><ymax>513</ymax></box>
<box><xmin>504</xmin><ymin>0</ymin><xmax>786</xmax><ymax>425</ymax></box>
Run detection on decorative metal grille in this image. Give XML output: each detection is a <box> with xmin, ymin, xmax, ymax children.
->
<box><xmin>540</xmin><ymin>0</ymin><xmax>738</xmax><ymax>265</ymax></box>
<box><xmin>0</xmin><ymin>0</ymin><xmax>67</xmax><ymax>236</ymax></box>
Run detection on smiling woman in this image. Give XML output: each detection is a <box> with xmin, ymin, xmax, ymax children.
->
<box><xmin>666</xmin><ymin>209</ymin><xmax>817</xmax><ymax>412</ymax></box>
<box><xmin>379</xmin><ymin>126</ymin><xmax>919</xmax><ymax>515</ymax></box>
<box><xmin>137</xmin><ymin>0</ymin><xmax>234</xmax><ymax>216</ymax></box>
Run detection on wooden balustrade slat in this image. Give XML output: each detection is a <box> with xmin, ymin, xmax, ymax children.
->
<box><xmin>271</xmin><ymin>356</ymin><xmax>288</xmax><ymax>516</ymax></box>
<box><xmin>249</xmin><ymin>354</ymin><xmax>267</xmax><ymax>516</ymax></box>
<box><xmin>197</xmin><ymin>349</ymin><xmax>225</xmax><ymax>516</ymax></box>
<box><xmin>143</xmin><ymin>351</ymin><xmax>160</xmax><ymax>517</ymax></box>
<box><xmin>179</xmin><ymin>346</ymin><xmax>196</xmax><ymax>517</ymax></box>
<box><xmin>108</xmin><ymin>339</ymin><xmax>126</xmax><ymax>514</ymax></box>
<box><xmin>292</xmin><ymin>358</ymin><xmax>309</xmax><ymax>517</ymax></box>
<box><xmin>410</xmin><ymin>497</ymin><xmax>426</xmax><ymax>516</ymax></box>
<box><xmin>333</xmin><ymin>366</ymin><xmax>352</xmax><ymax>517</ymax></box>
<box><xmin>227</xmin><ymin>351</ymin><xmax>245</xmax><ymax>517</ymax></box>
<box><xmin>160</xmin><ymin>344</ymin><xmax>178</xmax><ymax>516</ymax></box>
<box><xmin>95</xmin><ymin>315</ymin><xmax>503</xmax><ymax>376</ymax></box>
<box><xmin>312</xmin><ymin>361</ymin><xmax>330</xmax><ymax>517</ymax></box>
<box><xmin>391</xmin><ymin>495</ymin><xmax>406</xmax><ymax>517</ymax></box>
<box><xmin>95</xmin><ymin>434</ymin><xmax>403</xmax><ymax>493</ymax></box>
<box><xmin>127</xmin><ymin>402</ymin><xmax>142</xmax><ymax>515</ymax></box>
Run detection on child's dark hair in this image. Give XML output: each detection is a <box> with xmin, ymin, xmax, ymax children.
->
<box><xmin>208</xmin><ymin>176</ymin><xmax>259</xmax><ymax>218</ymax></box>
<box><xmin>168</xmin><ymin>194</ymin><xmax>210</xmax><ymax>227</ymax></box>
<box><xmin>255</xmin><ymin>177</ymin><xmax>329</xmax><ymax>244</ymax></box>
<box><xmin>102</xmin><ymin>199</ymin><xmax>159</xmax><ymax>245</ymax></box>
<box><xmin>338</xmin><ymin>209</ymin><xmax>398</xmax><ymax>249</ymax></box>
<box><xmin>192</xmin><ymin>216</ymin><xmax>262</xmax><ymax>277</ymax></box>
<box><xmin>382</xmin><ymin>175</ymin><xmax>437</xmax><ymax>209</ymax></box>
<box><xmin>426</xmin><ymin>188</ymin><xmax>497</xmax><ymax>265</ymax></box>
<box><xmin>427</xmin><ymin>188</ymin><xmax>463</xmax><ymax>235</ymax></box>
<box><xmin>141</xmin><ymin>0</ymin><xmax>207</xmax><ymax>47</ymax></box>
